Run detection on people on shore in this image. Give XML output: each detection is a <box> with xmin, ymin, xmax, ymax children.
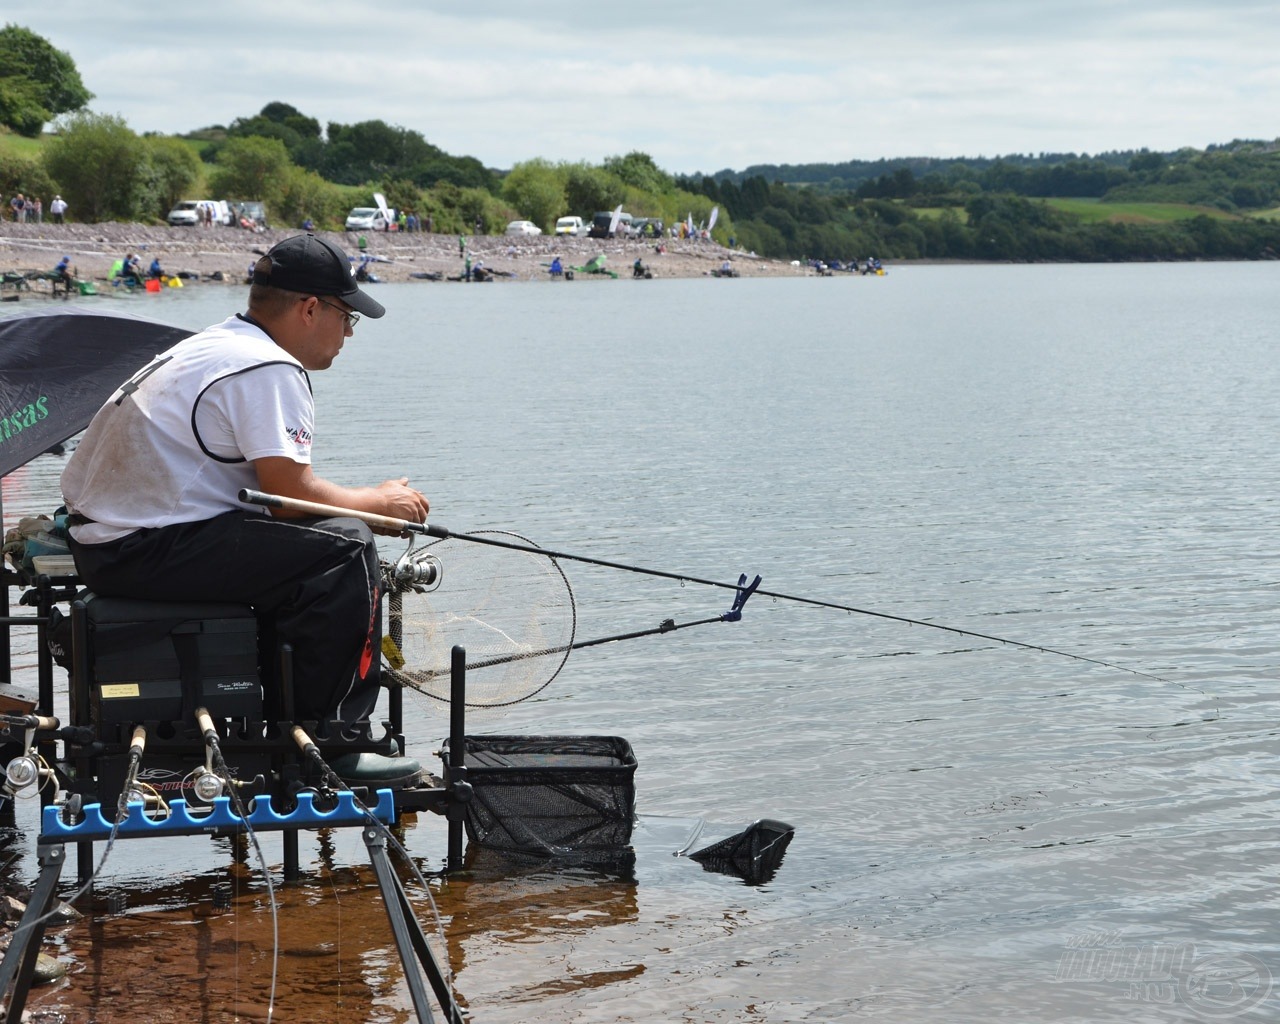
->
<box><xmin>52</xmin><ymin>255</ymin><xmax>76</xmax><ymax>293</ymax></box>
<box><xmin>50</xmin><ymin>195</ymin><xmax>67</xmax><ymax>224</ymax></box>
<box><xmin>117</xmin><ymin>253</ymin><xmax>143</xmax><ymax>286</ymax></box>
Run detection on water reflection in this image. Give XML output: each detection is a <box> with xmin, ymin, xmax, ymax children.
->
<box><xmin>443</xmin><ymin>846</ymin><xmax>641</xmax><ymax>1003</ymax></box>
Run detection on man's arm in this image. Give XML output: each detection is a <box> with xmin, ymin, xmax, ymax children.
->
<box><xmin>254</xmin><ymin>456</ymin><xmax>429</xmax><ymax>528</ymax></box>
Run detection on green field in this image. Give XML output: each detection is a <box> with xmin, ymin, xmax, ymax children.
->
<box><xmin>1044</xmin><ymin>197</ymin><xmax>1241</xmax><ymax>224</ymax></box>
<box><xmin>0</xmin><ymin>131</ymin><xmax>48</xmax><ymax>158</ymax></box>
<box><xmin>911</xmin><ymin>198</ymin><xmax>1245</xmax><ymax>225</ymax></box>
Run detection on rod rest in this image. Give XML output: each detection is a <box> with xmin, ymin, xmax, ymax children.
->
<box><xmin>41</xmin><ymin>789</ymin><xmax>397</xmax><ymax>842</ymax></box>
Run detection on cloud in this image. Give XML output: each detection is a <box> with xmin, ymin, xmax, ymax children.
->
<box><xmin>13</xmin><ymin>4</ymin><xmax>1280</xmax><ymax>174</ymax></box>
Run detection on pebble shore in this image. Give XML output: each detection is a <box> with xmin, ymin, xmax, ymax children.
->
<box><xmin>0</xmin><ymin>221</ymin><xmax>804</xmax><ymax>287</ymax></box>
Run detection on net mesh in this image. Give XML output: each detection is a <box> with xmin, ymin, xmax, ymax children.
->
<box><xmin>383</xmin><ymin>531</ymin><xmax>576</xmax><ymax>707</ymax></box>
<box><xmin>439</xmin><ymin>735</ymin><xmax>637</xmax><ymax>854</ymax></box>
<box><xmin>688</xmin><ymin>818</ymin><xmax>795</xmax><ymax>885</ymax></box>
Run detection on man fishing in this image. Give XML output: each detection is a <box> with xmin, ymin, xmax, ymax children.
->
<box><xmin>61</xmin><ymin>233</ymin><xmax>430</xmax><ymax>786</ymax></box>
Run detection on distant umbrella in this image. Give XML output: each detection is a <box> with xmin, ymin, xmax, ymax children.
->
<box><xmin>0</xmin><ymin>306</ymin><xmax>192</xmax><ymax>479</ymax></box>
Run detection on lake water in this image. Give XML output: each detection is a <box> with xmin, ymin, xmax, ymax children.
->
<box><xmin>3</xmin><ymin>262</ymin><xmax>1280</xmax><ymax>1022</ymax></box>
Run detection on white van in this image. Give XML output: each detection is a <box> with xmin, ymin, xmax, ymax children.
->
<box><xmin>555</xmin><ymin>215</ymin><xmax>585</xmax><ymax>236</ymax></box>
<box><xmin>346</xmin><ymin>207</ymin><xmax>393</xmax><ymax>231</ymax></box>
<box><xmin>168</xmin><ymin>199</ymin><xmax>230</xmax><ymax>226</ymax></box>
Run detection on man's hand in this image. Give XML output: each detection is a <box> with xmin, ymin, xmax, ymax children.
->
<box><xmin>255</xmin><ymin>459</ymin><xmax>430</xmax><ymax>534</ymax></box>
<box><xmin>372</xmin><ymin>477</ymin><xmax>429</xmax><ymax>533</ymax></box>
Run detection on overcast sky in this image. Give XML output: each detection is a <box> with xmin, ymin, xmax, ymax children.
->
<box><xmin>16</xmin><ymin>2</ymin><xmax>1280</xmax><ymax>175</ymax></box>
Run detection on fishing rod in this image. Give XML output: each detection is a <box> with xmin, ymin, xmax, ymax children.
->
<box><xmin>399</xmin><ymin>573</ymin><xmax>762</xmax><ymax>684</ymax></box>
<box><xmin>239</xmin><ymin>489</ymin><xmax>1172</xmax><ymax>684</ymax></box>
<box><xmin>8</xmin><ymin>724</ymin><xmax>154</xmax><ymax>943</ymax></box>
<box><xmin>195</xmin><ymin>707</ymin><xmax>279</xmax><ymax>1023</ymax></box>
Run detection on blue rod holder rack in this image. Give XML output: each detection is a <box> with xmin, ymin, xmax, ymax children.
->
<box><xmin>41</xmin><ymin>789</ymin><xmax>395</xmax><ymax>842</ymax></box>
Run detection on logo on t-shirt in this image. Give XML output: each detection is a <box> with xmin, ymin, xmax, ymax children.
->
<box><xmin>285</xmin><ymin>425</ymin><xmax>313</xmax><ymax>451</ymax></box>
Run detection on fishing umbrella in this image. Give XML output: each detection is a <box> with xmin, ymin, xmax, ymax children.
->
<box><xmin>0</xmin><ymin>306</ymin><xmax>193</xmax><ymax>479</ymax></box>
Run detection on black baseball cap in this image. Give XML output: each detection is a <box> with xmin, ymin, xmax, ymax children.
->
<box><xmin>252</xmin><ymin>233</ymin><xmax>385</xmax><ymax>319</ymax></box>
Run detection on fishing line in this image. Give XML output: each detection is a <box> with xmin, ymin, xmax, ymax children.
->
<box><xmin>239</xmin><ymin>489</ymin><xmax>1179</xmax><ymax>686</ymax></box>
<box><xmin>195</xmin><ymin>708</ymin><xmax>279</xmax><ymax>1024</ymax></box>
<box><xmin>289</xmin><ymin>726</ymin><xmax>462</xmax><ymax>1017</ymax></box>
<box><xmin>6</xmin><ymin>724</ymin><xmax>149</xmax><ymax>939</ymax></box>
<box><xmin>415</xmin><ymin>533</ymin><xmax>1176</xmax><ymax>683</ymax></box>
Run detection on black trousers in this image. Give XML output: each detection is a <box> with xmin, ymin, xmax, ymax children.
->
<box><xmin>69</xmin><ymin>511</ymin><xmax>383</xmax><ymax>726</ymax></box>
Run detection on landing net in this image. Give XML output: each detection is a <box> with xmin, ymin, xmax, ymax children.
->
<box><xmin>383</xmin><ymin>530</ymin><xmax>576</xmax><ymax>707</ymax></box>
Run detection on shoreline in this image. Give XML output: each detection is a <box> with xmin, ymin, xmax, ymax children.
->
<box><xmin>0</xmin><ymin>222</ymin><xmax>809</xmax><ymax>286</ymax></box>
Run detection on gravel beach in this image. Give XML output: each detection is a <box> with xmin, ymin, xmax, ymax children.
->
<box><xmin>0</xmin><ymin>221</ymin><xmax>805</xmax><ymax>289</ymax></box>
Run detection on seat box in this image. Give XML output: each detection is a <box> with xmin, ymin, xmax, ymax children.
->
<box><xmin>84</xmin><ymin>597</ymin><xmax>262</xmax><ymax>724</ymax></box>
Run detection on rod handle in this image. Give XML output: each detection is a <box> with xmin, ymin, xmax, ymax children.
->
<box><xmin>30</xmin><ymin>715</ymin><xmax>60</xmax><ymax>732</ymax></box>
<box><xmin>129</xmin><ymin>725</ymin><xmax>147</xmax><ymax>756</ymax></box>
<box><xmin>238</xmin><ymin>488</ymin><xmax>442</xmax><ymax>537</ymax></box>
<box><xmin>290</xmin><ymin>725</ymin><xmax>317</xmax><ymax>755</ymax></box>
<box><xmin>195</xmin><ymin>707</ymin><xmax>216</xmax><ymax>740</ymax></box>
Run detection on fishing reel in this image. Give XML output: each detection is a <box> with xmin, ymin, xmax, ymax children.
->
<box><xmin>1</xmin><ymin>713</ymin><xmax>59</xmax><ymax>799</ymax></box>
<box><xmin>384</xmin><ymin>538</ymin><xmax>443</xmax><ymax>594</ymax></box>
<box><xmin>186</xmin><ymin>766</ymin><xmax>226</xmax><ymax>804</ymax></box>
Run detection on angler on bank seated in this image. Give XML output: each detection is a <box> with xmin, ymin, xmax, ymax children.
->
<box><xmin>60</xmin><ymin>234</ymin><xmax>430</xmax><ymax>786</ymax></box>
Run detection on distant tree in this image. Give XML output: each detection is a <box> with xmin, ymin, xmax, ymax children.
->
<box><xmin>208</xmin><ymin>136</ymin><xmax>292</xmax><ymax>208</ymax></box>
<box><xmin>142</xmin><ymin>135</ymin><xmax>203</xmax><ymax>216</ymax></box>
<box><xmin>1128</xmin><ymin>149</ymin><xmax>1166</xmax><ymax>175</ymax></box>
<box><xmin>602</xmin><ymin>151</ymin><xmax>673</xmax><ymax>194</ymax></box>
<box><xmin>0</xmin><ymin>74</ymin><xmax>48</xmax><ymax>137</ymax></box>
<box><xmin>738</xmin><ymin>176</ymin><xmax>772</xmax><ymax>218</ymax></box>
<box><xmin>0</xmin><ymin>25</ymin><xmax>91</xmax><ymax>136</ymax></box>
<box><xmin>413</xmin><ymin>154</ymin><xmax>496</xmax><ymax>191</ymax></box>
<box><xmin>258</xmin><ymin>101</ymin><xmax>321</xmax><ymax>138</ymax></box>
<box><xmin>42</xmin><ymin>112</ymin><xmax>146</xmax><ymax>221</ymax></box>
<box><xmin>275</xmin><ymin>164</ymin><xmax>345</xmax><ymax>229</ymax></box>
<box><xmin>0</xmin><ymin>148</ymin><xmax>57</xmax><ymax>209</ymax></box>
<box><xmin>324</xmin><ymin>119</ymin><xmax>440</xmax><ymax>185</ymax></box>
<box><xmin>501</xmin><ymin>159</ymin><xmax>565</xmax><ymax>229</ymax></box>
<box><xmin>715</xmin><ymin>178</ymin><xmax>743</xmax><ymax>217</ymax></box>
<box><xmin>562</xmin><ymin>162</ymin><xmax>622</xmax><ymax>216</ymax></box>
<box><xmin>228</xmin><ymin>103</ymin><xmax>324</xmax><ymax>171</ymax></box>
<box><xmin>378</xmin><ymin>178</ymin><xmax>421</xmax><ymax>221</ymax></box>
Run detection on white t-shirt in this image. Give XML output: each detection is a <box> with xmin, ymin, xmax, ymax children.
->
<box><xmin>62</xmin><ymin>315</ymin><xmax>313</xmax><ymax>544</ymax></box>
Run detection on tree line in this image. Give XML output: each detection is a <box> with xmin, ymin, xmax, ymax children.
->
<box><xmin>676</xmin><ymin>165</ymin><xmax>1280</xmax><ymax>263</ymax></box>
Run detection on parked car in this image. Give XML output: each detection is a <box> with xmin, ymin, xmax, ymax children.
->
<box><xmin>554</xmin><ymin>216</ymin><xmax>584</xmax><ymax>236</ymax></box>
<box><xmin>505</xmin><ymin>220</ymin><xmax>543</xmax><ymax>236</ymax></box>
<box><xmin>346</xmin><ymin>207</ymin><xmax>392</xmax><ymax>231</ymax></box>
<box><xmin>587</xmin><ymin>211</ymin><xmax>633</xmax><ymax>238</ymax></box>
<box><xmin>167</xmin><ymin>200</ymin><xmax>229</xmax><ymax>227</ymax></box>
